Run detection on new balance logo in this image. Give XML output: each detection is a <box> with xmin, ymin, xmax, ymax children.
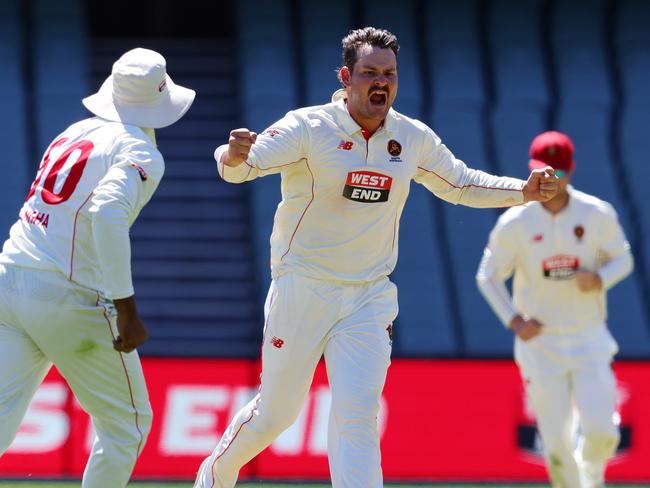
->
<box><xmin>271</xmin><ymin>336</ymin><xmax>285</xmax><ymax>348</ymax></box>
<box><xmin>338</xmin><ymin>140</ymin><xmax>353</xmax><ymax>150</ymax></box>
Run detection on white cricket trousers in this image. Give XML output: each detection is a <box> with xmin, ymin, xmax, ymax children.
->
<box><xmin>0</xmin><ymin>264</ymin><xmax>152</xmax><ymax>487</ymax></box>
<box><xmin>195</xmin><ymin>272</ymin><xmax>397</xmax><ymax>488</ymax></box>
<box><xmin>516</xmin><ymin>327</ymin><xmax>620</xmax><ymax>488</ymax></box>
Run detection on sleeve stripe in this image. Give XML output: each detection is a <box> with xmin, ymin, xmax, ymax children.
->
<box><xmin>417</xmin><ymin>166</ymin><xmax>522</xmax><ymax>192</ymax></box>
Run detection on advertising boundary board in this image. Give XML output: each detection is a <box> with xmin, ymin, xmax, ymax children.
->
<box><xmin>1</xmin><ymin>359</ymin><xmax>648</xmax><ymax>482</ymax></box>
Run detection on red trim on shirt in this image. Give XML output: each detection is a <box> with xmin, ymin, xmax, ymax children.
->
<box><xmin>281</xmin><ymin>160</ymin><xmax>315</xmax><ymax>261</ymax></box>
<box><xmin>391</xmin><ymin>213</ymin><xmax>398</xmax><ymax>252</ymax></box>
<box><xmin>69</xmin><ymin>192</ymin><xmax>94</xmax><ymax>280</ymax></box>
<box><xmin>417</xmin><ymin>166</ymin><xmax>522</xmax><ymax>192</ymax></box>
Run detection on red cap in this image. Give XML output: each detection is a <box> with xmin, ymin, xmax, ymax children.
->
<box><xmin>528</xmin><ymin>131</ymin><xmax>575</xmax><ymax>172</ymax></box>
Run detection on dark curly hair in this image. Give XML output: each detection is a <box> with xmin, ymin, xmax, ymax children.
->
<box><xmin>341</xmin><ymin>27</ymin><xmax>399</xmax><ymax>73</ymax></box>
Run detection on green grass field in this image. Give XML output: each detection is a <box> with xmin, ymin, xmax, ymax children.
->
<box><xmin>0</xmin><ymin>483</ymin><xmax>649</xmax><ymax>488</ymax></box>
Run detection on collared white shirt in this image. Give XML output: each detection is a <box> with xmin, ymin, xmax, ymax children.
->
<box><xmin>216</xmin><ymin>99</ymin><xmax>524</xmax><ymax>282</ymax></box>
<box><xmin>0</xmin><ymin>117</ymin><xmax>163</xmax><ymax>299</ymax></box>
<box><xmin>477</xmin><ymin>186</ymin><xmax>633</xmax><ymax>333</ymax></box>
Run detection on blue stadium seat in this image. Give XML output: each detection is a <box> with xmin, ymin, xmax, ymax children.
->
<box><xmin>552</xmin><ymin>0</ymin><xmax>612</xmax><ymax>104</ymax></box>
<box><xmin>361</xmin><ymin>0</ymin><xmax>423</xmax><ymax>118</ymax></box>
<box><xmin>0</xmin><ymin>2</ymin><xmax>29</xmax><ymax>234</ymax></box>
<box><xmin>432</xmin><ymin>103</ymin><xmax>512</xmax><ymax>356</ymax></box>
<box><xmin>492</xmin><ymin>104</ymin><xmax>547</xmax><ymax>177</ymax></box>
<box><xmin>616</xmin><ymin>0</ymin><xmax>650</xmax><ymax>105</ymax></box>
<box><xmin>32</xmin><ymin>0</ymin><xmax>88</xmax><ymax>149</ymax></box>
<box><xmin>390</xmin><ymin>184</ymin><xmax>458</xmax><ymax>356</ymax></box>
<box><xmin>488</xmin><ymin>0</ymin><xmax>549</xmax><ymax>176</ymax></box>
<box><xmin>235</xmin><ymin>0</ymin><xmax>297</xmax><ymax>304</ymax></box>
<box><xmin>621</xmin><ymin>105</ymin><xmax>650</xmax><ymax>328</ymax></box>
<box><xmin>236</xmin><ymin>0</ymin><xmax>298</xmax><ymax>130</ymax></box>
<box><xmin>300</xmin><ymin>0</ymin><xmax>352</xmax><ymax>106</ymax></box>
<box><xmin>426</xmin><ymin>0</ymin><xmax>484</xmax><ymax>106</ymax></box>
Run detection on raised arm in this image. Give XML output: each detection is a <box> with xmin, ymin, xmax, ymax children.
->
<box><xmin>215</xmin><ymin>111</ymin><xmax>309</xmax><ymax>184</ymax></box>
<box><xmin>414</xmin><ymin>127</ymin><xmax>558</xmax><ymax>207</ymax></box>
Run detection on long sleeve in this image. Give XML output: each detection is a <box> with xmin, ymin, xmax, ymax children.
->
<box><xmin>89</xmin><ymin>136</ymin><xmax>164</xmax><ymax>299</ymax></box>
<box><xmin>596</xmin><ymin>203</ymin><xmax>634</xmax><ymax>289</ymax></box>
<box><xmin>215</xmin><ymin>110</ymin><xmax>308</xmax><ymax>184</ymax></box>
<box><xmin>90</xmin><ymin>167</ymin><xmax>138</xmax><ymax>299</ymax></box>
<box><xmin>476</xmin><ymin>216</ymin><xmax>519</xmax><ymax>327</ymax></box>
<box><xmin>414</xmin><ymin>127</ymin><xmax>524</xmax><ymax>208</ymax></box>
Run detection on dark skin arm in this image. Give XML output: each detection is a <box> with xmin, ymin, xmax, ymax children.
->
<box><xmin>112</xmin><ymin>295</ymin><xmax>148</xmax><ymax>353</ymax></box>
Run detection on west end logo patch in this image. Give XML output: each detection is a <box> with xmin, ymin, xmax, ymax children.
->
<box><xmin>342</xmin><ymin>170</ymin><xmax>392</xmax><ymax>203</ymax></box>
<box><xmin>542</xmin><ymin>254</ymin><xmax>580</xmax><ymax>280</ymax></box>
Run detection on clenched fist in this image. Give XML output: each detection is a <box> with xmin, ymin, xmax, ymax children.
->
<box><xmin>522</xmin><ymin>167</ymin><xmax>559</xmax><ymax>202</ymax></box>
<box><xmin>223</xmin><ymin>128</ymin><xmax>258</xmax><ymax>167</ymax></box>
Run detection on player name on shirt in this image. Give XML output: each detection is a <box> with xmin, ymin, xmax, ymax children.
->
<box><xmin>542</xmin><ymin>254</ymin><xmax>580</xmax><ymax>280</ymax></box>
<box><xmin>342</xmin><ymin>170</ymin><xmax>393</xmax><ymax>203</ymax></box>
<box><xmin>19</xmin><ymin>209</ymin><xmax>50</xmax><ymax>228</ymax></box>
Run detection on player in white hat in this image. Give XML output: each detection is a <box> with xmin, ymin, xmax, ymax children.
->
<box><xmin>0</xmin><ymin>48</ymin><xmax>194</xmax><ymax>487</ymax></box>
<box><xmin>476</xmin><ymin>131</ymin><xmax>633</xmax><ymax>487</ymax></box>
<box><xmin>195</xmin><ymin>27</ymin><xmax>558</xmax><ymax>488</ymax></box>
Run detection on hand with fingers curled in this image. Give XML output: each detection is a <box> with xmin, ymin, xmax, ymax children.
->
<box><xmin>522</xmin><ymin>166</ymin><xmax>559</xmax><ymax>202</ymax></box>
<box><xmin>509</xmin><ymin>314</ymin><xmax>543</xmax><ymax>341</ymax></box>
<box><xmin>224</xmin><ymin>128</ymin><xmax>258</xmax><ymax>167</ymax></box>
<box><xmin>112</xmin><ymin>296</ymin><xmax>149</xmax><ymax>353</ymax></box>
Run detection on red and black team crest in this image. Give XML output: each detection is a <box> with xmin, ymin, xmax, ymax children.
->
<box><xmin>574</xmin><ymin>225</ymin><xmax>585</xmax><ymax>241</ymax></box>
<box><xmin>387</xmin><ymin>139</ymin><xmax>402</xmax><ymax>157</ymax></box>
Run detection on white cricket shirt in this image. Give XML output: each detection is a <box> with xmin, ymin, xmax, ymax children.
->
<box><xmin>215</xmin><ymin>99</ymin><xmax>525</xmax><ymax>282</ymax></box>
<box><xmin>476</xmin><ymin>186</ymin><xmax>633</xmax><ymax>333</ymax></box>
<box><xmin>0</xmin><ymin>117</ymin><xmax>164</xmax><ymax>299</ymax></box>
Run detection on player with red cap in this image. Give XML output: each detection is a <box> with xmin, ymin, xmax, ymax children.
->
<box><xmin>477</xmin><ymin>130</ymin><xmax>634</xmax><ymax>487</ymax></box>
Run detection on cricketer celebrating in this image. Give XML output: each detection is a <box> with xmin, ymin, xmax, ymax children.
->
<box><xmin>476</xmin><ymin>131</ymin><xmax>633</xmax><ymax>488</ymax></box>
<box><xmin>195</xmin><ymin>27</ymin><xmax>558</xmax><ymax>488</ymax></box>
<box><xmin>0</xmin><ymin>49</ymin><xmax>194</xmax><ymax>487</ymax></box>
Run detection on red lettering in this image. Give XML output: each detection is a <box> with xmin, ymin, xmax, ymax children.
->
<box><xmin>26</xmin><ymin>139</ymin><xmax>94</xmax><ymax>206</ymax></box>
<box><xmin>41</xmin><ymin>140</ymin><xmax>94</xmax><ymax>204</ymax></box>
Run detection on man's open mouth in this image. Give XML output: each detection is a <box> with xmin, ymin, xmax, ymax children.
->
<box><xmin>369</xmin><ymin>91</ymin><xmax>387</xmax><ymax>106</ymax></box>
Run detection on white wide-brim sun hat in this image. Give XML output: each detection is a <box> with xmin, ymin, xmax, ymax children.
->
<box><xmin>83</xmin><ymin>48</ymin><xmax>195</xmax><ymax>129</ymax></box>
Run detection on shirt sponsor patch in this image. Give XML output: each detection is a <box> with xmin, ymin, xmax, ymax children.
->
<box><xmin>542</xmin><ymin>254</ymin><xmax>580</xmax><ymax>280</ymax></box>
<box><xmin>342</xmin><ymin>170</ymin><xmax>392</xmax><ymax>203</ymax></box>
